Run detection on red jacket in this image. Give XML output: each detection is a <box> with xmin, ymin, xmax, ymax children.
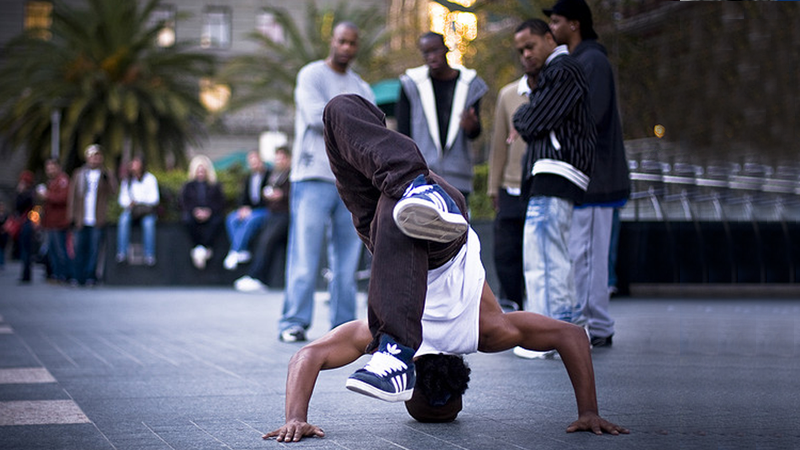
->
<box><xmin>43</xmin><ymin>172</ymin><xmax>71</xmax><ymax>229</ymax></box>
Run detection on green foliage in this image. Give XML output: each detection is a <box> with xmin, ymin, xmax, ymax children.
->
<box><xmin>470</xmin><ymin>163</ymin><xmax>495</xmax><ymax>221</ymax></box>
<box><xmin>0</xmin><ymin>0</ymin><xmax>215</xmax><ymax>173</ymax></box>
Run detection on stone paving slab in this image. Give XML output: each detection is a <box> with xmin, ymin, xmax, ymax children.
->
<box><xmin>0</xmin><ymin>263</ymin><xmax>799</xmax><ymax>449</ymax></box>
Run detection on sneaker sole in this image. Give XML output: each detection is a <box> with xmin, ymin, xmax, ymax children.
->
<box><xmin>513</xmin><ymin>347</ymin><xmax>556</xmax><ymax>359</ymax></box>
<box><xmin>345</xmin><ymin>378</ymin><xmax>413</xmax><ymax>402</ymax></box>
<box><xmin>393</xmin><ymin>199</ymin><xmax>468</xmax><ymax>243</ymax></box>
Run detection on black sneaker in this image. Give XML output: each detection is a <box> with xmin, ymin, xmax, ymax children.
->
<box><xmin>279</xmin><ymin>327</ymin><xmax>307</xmax><ymax>343</ymax></box>
<box><xmin>591</xmin><ymin>334</ymin><xmax>613</xmax><ymax>348</ymax></box>
<box><xmin>393</xmin><ymin>175</ymin><xmax>468</xmax><ymax>243</ymax></box>
<box><xmin>346</xmin><ymin>334</ymin><xmax>416</xmax><ymax>402</ymax></box>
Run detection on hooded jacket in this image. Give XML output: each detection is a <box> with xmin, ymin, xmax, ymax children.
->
<box><xmin>399</xmin><ymin>65</ymin><xmax>488</xmax><ymax>193</ymax></box>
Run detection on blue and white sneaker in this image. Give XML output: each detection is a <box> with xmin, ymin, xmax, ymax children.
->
<box><xmin>393</xmin><ymin>175</ymin><xmax>468</xmax><ymax>243</ymax></box>
<box><xmin>346</xmin><ymin>334</ymin><xmax>416</xmax><ymax>402</ymax></box>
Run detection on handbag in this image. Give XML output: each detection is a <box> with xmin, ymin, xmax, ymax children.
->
<box><xmin>130</xmin><ymin>204</ymin><xmax>155</xmax><ymax>220</ymax></box>
<box><xmin>2</xmin><ymin>215</ymin><xmax>25</xmax><ymax>240</ymax></box>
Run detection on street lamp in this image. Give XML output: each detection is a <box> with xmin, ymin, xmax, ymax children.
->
<box><xmin>50</xmin><ymin>105</ymin><xmax>63</xmax><ymax>159</ymax></box>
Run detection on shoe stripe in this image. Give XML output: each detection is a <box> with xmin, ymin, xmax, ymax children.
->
<box><xmin>390</xmin><ymin>373</ymin><xmax>406</xmax><ymax>393</ymax></box>
<box><xmin>429</xmin><ymin>191</ymin><xmax>447</xmax><ymax>212</ymax></box>
<box><xmin>391</xmin><ymin>376</ymin><xmax>399</xmax><ymax>393</ymax></box>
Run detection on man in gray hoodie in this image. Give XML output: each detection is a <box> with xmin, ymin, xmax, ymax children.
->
<box><xmin>397</xmin><ymin>32</ymin><xmax>488</xmax><ymax>203</ymax></box>
<box><xmin>546</xmin><ymin>0</ymin><xmax>631</xmax><ymax>348</ymax></box>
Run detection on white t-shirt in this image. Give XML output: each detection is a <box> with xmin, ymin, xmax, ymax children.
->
<box><xmin>83</xmin><ymin>169</ymin><xmax>101</xmax><ymax>226</ymax></box>
<box><xmin>118</xmin><ymin>172</ymin><xmax>160</xmax><ymax>208</ymax></box>
<box><xmin>415</xmin><ymin>227</ymin><xmax>485</xmax><ymax>357</ymax></box>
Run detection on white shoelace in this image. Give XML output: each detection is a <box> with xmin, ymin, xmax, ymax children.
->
<box><xmin>363</xmin><ymin>351</ymin><xmax>407</xmax><ymax>376</ymax></box>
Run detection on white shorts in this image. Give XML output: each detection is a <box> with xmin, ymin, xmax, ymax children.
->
<box><xmin>416</xmin><ymin>227</ymin><xmax>485</xmax><ymax>357</ymax></box>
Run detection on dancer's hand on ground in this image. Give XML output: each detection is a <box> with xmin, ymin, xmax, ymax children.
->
<box><xmin>263</xmin><ymin>420</ymin><xmax>325</xmax><ymax>442</ymax></box>
<box><xmin>566</xmin><ymin>412</ymin><xmax>629</xmax><ymax>435</ymax></box>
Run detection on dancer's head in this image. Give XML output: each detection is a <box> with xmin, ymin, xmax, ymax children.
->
<box><xmin>405</xmin><ymin>354</ymin><xmax>471</xmax><ymax>423</ymax></box>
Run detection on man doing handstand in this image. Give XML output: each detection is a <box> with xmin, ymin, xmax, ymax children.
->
<box><xmin>264</xmin><ymin>94</ymin><xmax>628</xmax><ymax>442</ymax></box>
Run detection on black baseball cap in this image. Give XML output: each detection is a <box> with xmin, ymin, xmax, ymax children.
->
<box><xmin>543</xmin><ymin>0</ymin><xmax>598</xmax><ymax>40</ymax></box>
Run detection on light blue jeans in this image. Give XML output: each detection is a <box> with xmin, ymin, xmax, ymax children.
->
<box><xmin>225</xmin><ymin>207</ymin><xmax>268</xmax><ymax>253</ymax></box>
<box><xmin>279</xmin><ymin>180</ymin><xmax>362</xmax><ymax>333</ymax></box>
<box><xmin>117</xmin><ymin>210</ymin><xmax>156</xmax><ymax>259</ymax></box>
<box><xmin>523</xmin><ymin>196</ymin><xmax>585</xmax><ymax>326</ymax></box>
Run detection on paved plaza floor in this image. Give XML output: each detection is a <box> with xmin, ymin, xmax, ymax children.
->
<box><xmin>1</xmin><ymin>262</ymin><xmax>799</xmax><ymax>449</ymax></box>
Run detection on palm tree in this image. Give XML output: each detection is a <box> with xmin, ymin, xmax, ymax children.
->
<box><xmin>218</xmin><ymin>1</ymin><xmax>388</xmax><ymax>113</ymax></box>
<box><xmin>0</xmin><ymin>0</ymin><xmax>215</xmax><ymax>172</ymax></box>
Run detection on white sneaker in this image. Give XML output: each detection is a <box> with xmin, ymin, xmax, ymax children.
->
<box><xmin>236</xmin><ymin>250</ymin><xmax>252</xmax><ymax>263</ymax></box>
<box><xmin>393</xmin><ymin>175</ymin><xmax>468</xmax><ymax>243</ymax></box>
<box><xmin>234</xmin><ymin>275</ymin><xmax>265</xmax><ymax>292</ymax></box>
<box><xmin>513</xmin><ymin>346</ymin><xmax>556</xmax><ymax>359</ymax></box>
<box><xmin>191</xmin><ymin>246</ymin><xmax>207</xmax><ymax>269</ymax></box>
<box><xmin>223</xmin><ymin>251</ymin><xmax>239</xmax><ymax>270</ymax></box>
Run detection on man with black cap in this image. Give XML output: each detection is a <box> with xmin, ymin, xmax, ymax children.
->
<box><xmin>263</xmin><ymin>94</ymin><xmax>628</xmax><ymax>443</ymax></box>
<box><xmin>545</xmin><ymin>0</ymin><xmax>631</xmax><ymax>349</ymax></box>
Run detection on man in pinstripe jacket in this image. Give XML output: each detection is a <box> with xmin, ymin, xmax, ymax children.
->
<box><xmin>511</xmin><ymin>19</ymin><xmax>596</xmax><ymax>359</ymax></box>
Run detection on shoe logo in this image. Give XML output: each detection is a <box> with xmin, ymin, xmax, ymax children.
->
<box><xmin>385</xmin><ymin>343</ymin><xmax>401</xmax><ymax>356</ymax></box>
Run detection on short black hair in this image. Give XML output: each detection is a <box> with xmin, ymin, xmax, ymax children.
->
<box><xmin>419</xmin><ymin>31</ymin><xmax>446</xmax><ymax>47</ymax></box>
<box><xmin>515</xmin><ymin>18</ymin><xmax>553</xmax><ymax>38</ymax></box>
<box><xmin>405</xmin><ymin>354</ymin><xmax>471</xmax><ymax>423</ymax></box>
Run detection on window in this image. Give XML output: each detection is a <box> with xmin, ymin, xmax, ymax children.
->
<box><xmin>201</xmin><ymin>6</ymin><xmax>231</xmax><ymax>49</ymax></box>
<box><xmin>24</xmin><ymin>1</ymin><xmax>52</xmax><ymax>40</ymax></box>
<box><xmin>149</xmin><ymin>5</ymin><xmax>176</xmax><ymax>48</ymax></box>
<box><xmin>256</xmin><ymin>11</ymin><xmax>284</xmax><ymax>44</ymax></box>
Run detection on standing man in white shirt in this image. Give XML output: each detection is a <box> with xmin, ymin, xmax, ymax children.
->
<box><xmin>68</xmin><ymin>144</ymin><xmax>117</xmax><ymax>286</ymax></box>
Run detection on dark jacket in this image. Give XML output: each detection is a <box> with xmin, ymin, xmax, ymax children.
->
<box><xmin>238</xmin><ymin>170</ymin><xmax>270</xmax><ymax>209</ymax></box>
<box><xmin>265</xmin><ymin>168</ymin><xmax>291</xmax><ymax>214</ymax></box>
<box><xmin>513</xmin><ymin>48</ymin><xmax>596</xmax><ymax>203</ymax></box>
<box><xmin>180</xmin><ymin>180</ymin><xmax>225</xmax><ymax>223</ymax></box>
<box><xmin>571</xmin><ymin>39</ymin><xmax>630</xmax><ymax>205</ymax></box>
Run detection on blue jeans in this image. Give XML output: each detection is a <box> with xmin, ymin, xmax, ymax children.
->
<box><xmin>523</xmin><ymin>196</ymin><xmax>584</xmax><ymax>325</ymax></box>
<box><xmin>279</xmin><ymin>180</ymin><xmax>363</xmax><ymax>333</ymax></box>
<box><xmin>19</xmin><ymin>219</ymin><xmax>34</xmax><ymax>281</ymax></box>
<box><xmin>117</xmin><ymin>210</ymin><xmax>157</xmax><ymax>259</ymax></box>
<box><xmin>225</xmin><ymin>208</ymin><xmax>268</xmax><ymax>253</ymax></box>
<box><xmin>46</xmin><ymin>228</ymin><xmax>69</xmax><ymax>281</ymax></box>
<box><xmin>73</xmin><ymin>226</ymin><xmax>104</xmax><ymax>284</ymax></box>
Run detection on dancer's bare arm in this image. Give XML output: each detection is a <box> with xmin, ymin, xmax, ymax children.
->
<box><xmin>263</xmin><ymin>321</ymin><xmax>372</xmax><ymax>442</ymax></box>
<box><xmin>476</xmin><ymin>282</ymin><xmax>629</xmax><ymax>435</ymax></box>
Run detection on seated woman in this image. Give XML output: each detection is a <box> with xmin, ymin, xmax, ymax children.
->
<box><xmin>116</xmin><ymin>154</ymin><xmax>160</xmax><ymax>266</ymax></box>
<box><xmin>180</xmin><ymin>155</ymin><xmax>225</xmax><ymax>270</ymax></box>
